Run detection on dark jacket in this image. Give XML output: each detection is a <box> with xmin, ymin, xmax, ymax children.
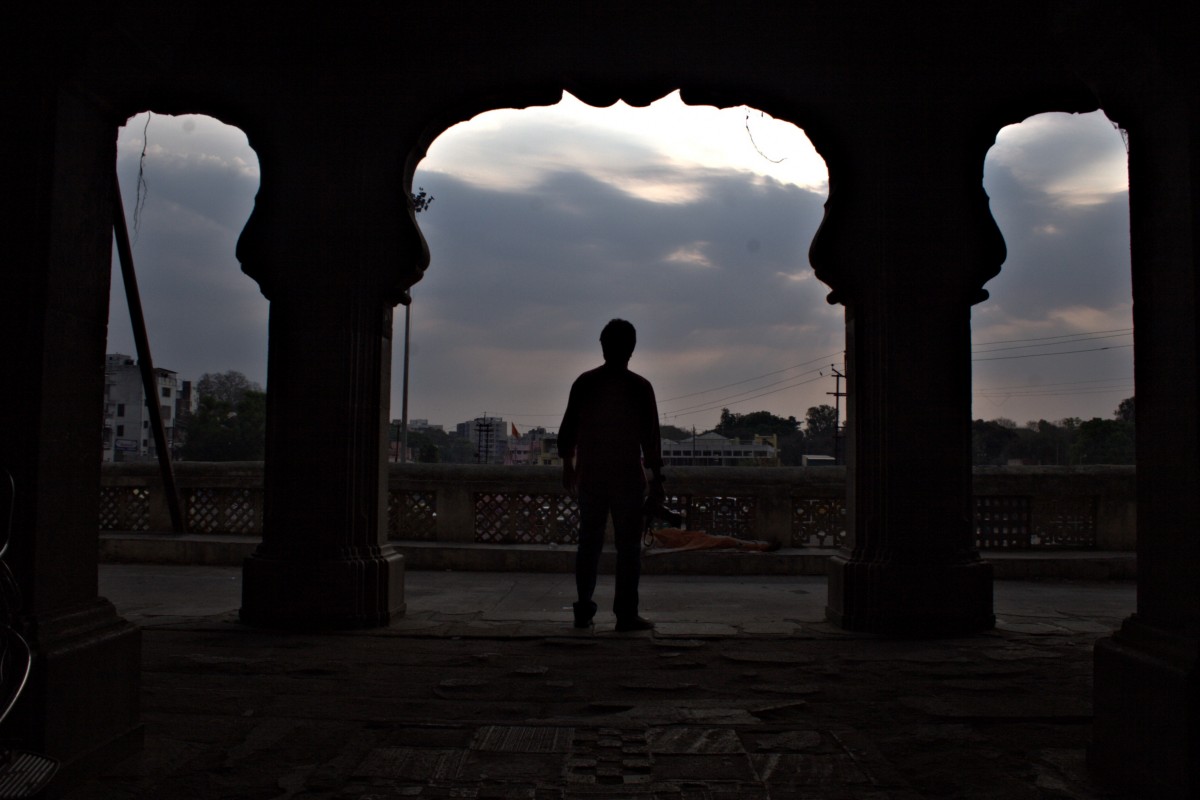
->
<box><xmin>558</xmin><ymin>363</ymin><xmax>663</xmax><ymax>493</ymax></box>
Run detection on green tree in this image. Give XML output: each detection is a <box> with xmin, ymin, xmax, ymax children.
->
<box><xmin>181</xmin><ymin>389</ymin><xmax>266</xmax><ymax>461</ymax></box>
<box><xmin>1007</xmin><ymin>419</ymin><xmax>1071</xmax><ymax>465</ymax></box>
<box><xmin>195</xmin><ymin>370</ymin><xmax>261</xmax><ymax>406</ymax></box>
<box><xmin>1070</xmin><ymin>417</ymin><xmax>1135</xmax><ymax>464</ymax></box>
<box><xmin>660</xmin><ymin>424</ymin><xmax>691</xmax><ymax>442</ymax></box>
<box><xmin>715</xmin><ymin>408</ymin><xmax>800</xmax><ymax>439</ymax></box>
<box><xmin>1115</xmin><ymin>396</ymin><xmax>1135</xmax><ymax>424</ymax></box>
<box><xmin>802</xmin><ymin>404</ymin><xmax>840</xmax><ymax>458</ymax></box>
<box><xmin>713</xmin><ymin>408</ymin><xmax>804</xmax><ymax>463</ymax></box>
<box><xmin>972</xmin><ymin>419</ymin><xmax>1019</xmax><ymax>465</ymax></box>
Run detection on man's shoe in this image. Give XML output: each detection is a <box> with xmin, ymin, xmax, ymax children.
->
<box><xmin>573</xmin><ymin>601</ymin><xmax>596</xmax><ymax>629</ymax></box>
<box><xmin>615</xmin><ymin>616</ymin><xmax>654</xmax><ymax>632</ymax></box>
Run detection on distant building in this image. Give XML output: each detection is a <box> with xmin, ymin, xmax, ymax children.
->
<box><xmin>801</xmin><ymin>454</ymin><xmax>836</xmax><ymax>467</ymax></box>
<box><xmin>456</xmin><ymin>415</ymin><xmax>509</xmax><ymax>464</ymax></box>
<box><xmin>660</xmin><ymin>431</ymin><xmax>779</xmax><ymax>467</ymax></box>
<box><xmin>536</xmin><ymin>434</ymin><xmax>562</xmax><ymax>467</ymax></box>
<box><xmin>101</xmin><ymin>353</ymin><xmax>183</xmax><ymax>462</ymax></box>
<box><xmin>505</xmin><ymin>425</ymin><xmax>555</xmax><ymax>465</ymax></box>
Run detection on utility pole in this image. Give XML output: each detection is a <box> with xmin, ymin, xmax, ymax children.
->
<box><xmin>476</xmin><ymin>414</ymin><xmax>494</xmax><ymax>464</ymax></box>
<box><xmin>827</xmin><ymin>365</ymin><xmax>846</xmax><ymax>465</ymax></box>
<box><xmin>400</xmin><ymin>296</ymin><xmax>411</xmax><ymax>463</ymax></box>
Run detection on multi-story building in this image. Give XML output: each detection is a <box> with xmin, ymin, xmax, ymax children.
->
<box><xmin>101</xmin><ymin>353</ymin><xmax>183</xmax><ymax>462</ymax></box>
<box><xmin>455</xmin><ymin>416</ymin><xmax>508</xmax><ymax>464</ymax></box>
<box><xmin>505</xmin><ymin>426</ymin><xmax>555</xmax><ymax>466</ymax></box>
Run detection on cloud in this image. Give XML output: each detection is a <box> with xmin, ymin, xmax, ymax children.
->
<box><xmin>108</xmin><ymin>113</ymin><xmax>267</xmax><ymax>387</ymax></box>
<box><xmin>986</xmin><ymin>111</ymin><xmax>1128</xmax><ymax>206</ymax></box>
<box><xmin>105</xmin><ymin>105</ymin><xmax>1132</xmax><ymax>434</ymax></box>
<box><xmin>405</xmin><ymin>163</ymin><xmax>836</xmax><ymax>426</ymax></box>
<box><xmin>973</xmin><ymin>111</ymin><xmax>1133</xmax><ymax>422</ymax></box>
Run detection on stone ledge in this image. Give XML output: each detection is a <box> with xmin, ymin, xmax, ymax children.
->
<box><xmin>99</xmin><ymin>533</ymin><xmax>1136</xmax><ymax>579</ymax></box>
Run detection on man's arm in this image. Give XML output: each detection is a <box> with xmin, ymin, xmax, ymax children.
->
<box><xmin>641</xmin><ymin>379</ymin><xmax>664</xmax><ymax>500</ymax></box>
<box><xmin>558</xmin><ymin>379</ymin><xmax>581</xmax><ymax>494</ymax></box>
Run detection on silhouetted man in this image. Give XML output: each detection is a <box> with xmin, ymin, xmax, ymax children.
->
<box><xmin>559</xmin><ymin>319</ymin><xmax>663</xmax><ymax>632</ymax></box>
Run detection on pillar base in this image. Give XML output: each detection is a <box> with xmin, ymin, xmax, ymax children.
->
<box><xmin>6</xmin><ymin>599</ymin><xmax>143</xmax><ymax>782</ymax></box>
<box><xmin>1091</xmin><ymin>617</ymin><xmax>1199</xmax><ymax>799</ymax></box>
<box><xmin>240</xmin><ymin>547</ymin><xmax>406</xmax><ymax>629</ymax></box>
<box><xmin>826</xmin><ymin>554</ymin><xmax>995</xmax><ymax>635</ymax></box>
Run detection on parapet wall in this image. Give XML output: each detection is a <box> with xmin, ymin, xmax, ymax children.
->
<box><xmin>99</xmin><ymin>462</ymin><xmax>1136</xmax><ymax>551</ymax></box>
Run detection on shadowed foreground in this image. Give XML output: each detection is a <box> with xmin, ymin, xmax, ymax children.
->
<box><xmin>63</xmin><ymin>568</ymin><xmax>1136</xmax><ymax>799</ymax></box>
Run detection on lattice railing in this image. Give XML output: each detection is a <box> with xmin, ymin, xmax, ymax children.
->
<box><xmin>1033</xmin><ymin>496</ymin><xmax>1097</xmax><ymax>547</ymax></box>
<box><xmin>791</xmin><ymin>497</ymin><xmax>846</xmax><ymax>548</ymax></box>
<box><xmin>98</xmin><ymin>486</ymin><xmax>151</xmax><ymax>531</ymax></box>
<box><xmin>98</xmin><ymin>463</ymin><xmax>1127</xmax><ymax>549</ymax></box>
<box><xmin>187</xmin><ymin>487</ymin><xmax>261</xmax><ymax>535</ymax></box>
<box><xmin>975</xmin><ymin>496</ymin><xmax>1032</xmax><ymax>548</ymax></box>
<box><xmin>672</xmin><ymin>494</ymin><xmax>757</xmax><ymax>539</ymax></box>
<box><xmin>389</xmin><ymin>490</ymin><xmax>437</xmax><ymax>540</ymax></box>
<box><xmin>474</xmin><ymin>492</ymin><xmax>579</xmax><ymax>544</ymax></box>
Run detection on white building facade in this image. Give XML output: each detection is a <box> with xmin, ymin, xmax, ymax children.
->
<box><xmin>101</xmin><ymin>353</ymin><xmax>184</xmax><ymax>462</ymax></box>
<box><xmin>661</xmin><ymin>431</ymin><xmax>779</xmax><ymax>467</ymax></box>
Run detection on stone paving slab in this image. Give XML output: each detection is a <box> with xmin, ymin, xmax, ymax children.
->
<box><xmin>61</xmin><ymin>567</ymin><xmax>1142</xmax><ymax>799</ymax></box>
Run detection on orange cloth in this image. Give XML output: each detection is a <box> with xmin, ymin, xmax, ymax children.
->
<box><xmin>646</xmin><ymin>528</ymin><xmax>775</xmax><ymax>553</ymax></box>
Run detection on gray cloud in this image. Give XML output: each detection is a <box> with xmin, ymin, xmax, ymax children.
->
<box><xmin>107</xmin><ymin>109</ymin><xmax>1132</xmax><ymax>433</ymax></box>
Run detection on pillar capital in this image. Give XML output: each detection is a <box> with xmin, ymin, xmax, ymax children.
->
<box><xmin>809</xmin><ymin>116</ymin><xmax>1006</xmax><ymax>308</ymax></box>
<box><xmin>235</xmin><ymin>128</ymin><xmax>429</xmax><ymax>306</ymax></box>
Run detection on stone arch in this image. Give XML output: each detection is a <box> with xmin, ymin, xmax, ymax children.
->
<box><xmin>975</xmin><ymin>109</ymin><xmax>1133</xmax><ymax>448</ymax></box>
<box><xmin>401</xmin><ymin>89</ymin><xmax>835</xmax><ymax>434</ymax></box>
<box><xmin>9</xmin><ymin>6</ymin><xmax>1200</xmax><ymax>794</ymax></box>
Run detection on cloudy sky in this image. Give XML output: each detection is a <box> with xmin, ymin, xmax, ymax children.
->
<box><xmin>109</xmin><ymin>93</ymin><xmax>1132</xmax><ymax>433</ymax></box>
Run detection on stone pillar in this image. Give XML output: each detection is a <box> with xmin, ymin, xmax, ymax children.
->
<box><xmin>0</xmin><ymin>88</ymin><xmax>142</xmax><ymax>777</ymax></box>
<box><xmin>1090</xmin><ymin>99</ymin><xmax>1200</xmax><ymax>799</ymax></box>
<box><xmin>238</xmin><ymin>130</ymin><xmax>426</xmax><ymax>628</ymax></box>
<box><xmin>811</xmin><ymin>116</ymin><xmax>1000</xmax><ymax>635</ymax></box>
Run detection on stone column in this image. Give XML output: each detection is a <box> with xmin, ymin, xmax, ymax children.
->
<box><xmin>0</xmin><ymin>89</ymin><xmax>142</xmax><ymax>776</ymax></box>
<box><xmin>1091</xmin><ymin>99</ymin><xmax>1200</xmax><ymax>799</ymax></box>
<box><xmin>811</xmin><ymin>115</ymin><xmax>1001</xmax><ymax>635</ymax></box>
<box><xmin>237</xmin><ymin>129</ymin><xmax>426</xmax><ymax>628</ymax></box>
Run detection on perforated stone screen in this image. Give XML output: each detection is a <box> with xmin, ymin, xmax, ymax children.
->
<box><xmin>1033</xmin><ymin>496</ymin><xmax>1097</xmax><ymax>547</ymax></box>
<box><xmin>791</xmin><ymin>497</ymin><xmax>846</xmax><ymax>548</ymax></box>
<box><xmin>187</xmin><ymin>487</ymin><xmax>261</xmax><ymax>535</ymax></box>
<box><xmin>389</xmin><ymin>490</ymin><xmax>437</xmax><ymax>540</ymax></box>
<box><xmin>975</xmin><ymin>496</ymin><xmax>1033</xmax><ymax>548</ymax></box>
<box><xmin>474</xmin><ymin>492</ymin><xmax>580</xmax><ymax>544</ymax></box>
<box><xmin>98</xmin><ymin>486</ymin><xmax>150</xmax><ymax>531</ymax></box>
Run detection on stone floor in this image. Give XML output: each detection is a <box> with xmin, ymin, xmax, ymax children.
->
<box><xmin>57</xmin><ymin>567</ymin><xmax>1141</xmax><ymax>799</ymax></box>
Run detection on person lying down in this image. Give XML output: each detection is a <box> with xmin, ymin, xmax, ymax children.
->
<box><xmin>645</xmin><ymin>527</ymin><xmax>781</xmax><ymax>554</ymax></box>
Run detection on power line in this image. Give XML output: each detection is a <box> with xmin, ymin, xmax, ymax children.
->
<box><xmin>662</xmin><ymin>365</ymin><xmax>838</xmax><ymax>415</ymax></box>
<box><xmin>976</xmin><ymin>376</ymin><xmax>1132</xmax><ymax>391</ymax></box>
<box><xmin>972</xmin><ymin>327</ymin><xmax>1132</xmax><ymax>346</ymax></box>
<box><xmin>488</xmin><ymin>350</ymin><xmax>846</xmax><ymax>422</ymax></box>
<box><xmin>657</xmin><ymin>351</ymin><xmax>844</xmax><ymax>403</ymax></box>
<box><xmin>972</xmin><ymin>331</ymin><xmax>1131</xmax><ymax>355</ymax></box>
<box><xmin>972</xmin><ymin>344</ymin><xmax>1132</xmax><ymax>362</ymax></box>
<box><xmin>662</xmin><ymin>372</ymin><xmax>834</xmax><ymax>420</ymax></box>
<box><xmin>975</xmin><ymin>386</ymin><xmax>1132</xmax><ymax>399</ymax></box>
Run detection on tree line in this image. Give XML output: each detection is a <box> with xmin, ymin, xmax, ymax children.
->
<box><xmin>972</xmin><ymin>397</ymin><xmax>1134</xmax><ymax>466</ymax></box>
<box><xmin>176</xmin><ymin>370</ymin><xmax>1135</xmax><ymax>466</ymax></box>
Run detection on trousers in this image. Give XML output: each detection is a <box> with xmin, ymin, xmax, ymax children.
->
<box><xmin>575</xmin><ymin>487</ymin><xmax>644</xmax><ymax>621</ymax></box>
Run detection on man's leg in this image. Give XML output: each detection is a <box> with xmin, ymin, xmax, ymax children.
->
<box><xmin>611</xmin><ymin>491</ymin><xmax>648</xmax><ymax>627</ymax></box>
<box><xmin>574</xmin><ymin>490</ymin><xmax>606</xmax><ymax>626</ymax></box>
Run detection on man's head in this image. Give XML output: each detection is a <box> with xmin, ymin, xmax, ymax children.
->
<box><xmin>600</xmin><ymin>319</ymin><xmax>636</xmax><ymax>365</ymax></box>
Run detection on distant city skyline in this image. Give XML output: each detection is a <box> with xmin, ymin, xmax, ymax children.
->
<box><xmin>107</xmin><ymin>94</ymin><xmax>1132</xmax><ymax>432</ymax></box>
